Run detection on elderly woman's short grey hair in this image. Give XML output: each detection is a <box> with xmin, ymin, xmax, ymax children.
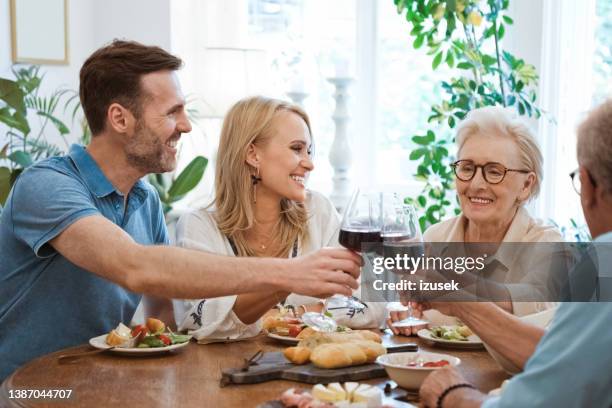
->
<box><xmin>455</xmin><ymin>106</ymin><xmax>543</xmax><ymax>200</ymax></box>
<box><xmin>577</xmin><ymin>99</ymin><xmax>612</xmax><ymax>194</ymax></box>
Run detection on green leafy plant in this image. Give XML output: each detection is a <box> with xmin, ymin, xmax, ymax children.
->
<box><xmin>0</xmin><ymin>66</ymin><xmax>74</xmax><ymax>205</ymax></box>
<box><xmin>148</xmin><ymin>156</ymin><xmax>208</xmax><ymax>214</ymax></box>
<box><xmin>394</xmin><ymin>0</ymin><xmax>542</xmax><ymax>230</ymax></box>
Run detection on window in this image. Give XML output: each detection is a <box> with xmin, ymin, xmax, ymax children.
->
<box><xmin>247</xmin><ymin>0</ymin><xmax>356</xmax><ymax>195</ymax></box>
<box><xmin>536</xmin><ymin>0</ymin><xmax>608</xmax><ymax>234</ymax></box>
<box><xmin>375</xmin><ymin>1</ymin><xmax>452</xmax><ymax>188</ymax></box>
<box><xmin>246</xmin><ymin>0</ymin><xmax>452</xmax><ymax>196</ymax></box>
<box><xmin>592</xmin><ymin>0</ymin><xmax>612</xmax><ymax>105</ymax></box>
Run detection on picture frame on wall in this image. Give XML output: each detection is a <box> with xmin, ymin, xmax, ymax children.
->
<box><xmin>10</xmin><ymin>0</ymin><xmax>69</xmax><ymax>65</ymax></box>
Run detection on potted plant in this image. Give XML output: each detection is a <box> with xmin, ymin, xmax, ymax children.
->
<box><xmin>394</xmin><ymin>0</ymin><xmax>542</xmax><ymax>230</ymax></box>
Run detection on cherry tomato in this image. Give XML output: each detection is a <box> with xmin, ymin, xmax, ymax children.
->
<box><xmin>131</xmin><ymin>325</ymin><xmax>149</xmax><ymax>338</ymax></box>
<box><xmin>158</xmin><ymin>334</ymin><xmax>171</xmax><ymax>346</ymax></box>
<box><xmin>288</xmin><ymin>324</ymin><xmax>303</xmax><ymax>338</ymax></box>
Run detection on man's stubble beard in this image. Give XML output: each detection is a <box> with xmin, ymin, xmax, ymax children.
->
<box><xmin>125</xmin><ymin>120</ymin><xmax>175</xmax><ymax>175</ymax></box>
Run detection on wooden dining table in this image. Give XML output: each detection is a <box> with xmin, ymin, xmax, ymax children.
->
<box><xmin>0</xmin><ymin>331</ymin><xmax>509</xmax><ymax>407</ymax></box>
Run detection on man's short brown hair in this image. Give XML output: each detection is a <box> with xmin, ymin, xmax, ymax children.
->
<box><xmin>79</xmin><ymin>40</ymin><xmax>183</xmax><ymax>135</ymax></box>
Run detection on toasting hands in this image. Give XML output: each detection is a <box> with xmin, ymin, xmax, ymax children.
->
<box><xmin>285</xmin><ymin>247</ymin><xmax>363</xmax><ymax>298</ymax></box>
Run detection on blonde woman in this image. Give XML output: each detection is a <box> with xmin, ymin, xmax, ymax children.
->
<box><xmin>175</xmin><ymin>96</ymin><xmax>385</xmax><ymax>340</ymax></box>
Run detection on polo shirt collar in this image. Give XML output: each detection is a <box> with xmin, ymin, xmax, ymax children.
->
<box><xmin>68</xmin><ymin>144</ymin><xmax>116</xmax><ymax>198</ymax></box>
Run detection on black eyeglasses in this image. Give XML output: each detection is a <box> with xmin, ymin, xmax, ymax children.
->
<box><xmin>570</xmin><ymin>168</ymin><xmax>597</xmax><ymax>195</ymax></box>
<box><xmin>451</xmin><ymin>160</ymin><xmax>531</xmax><ymax>184</ymax></box>
<box><xmin>570</xmin><ymin>169</ymin><xmax>580</xmax><ymax>194</ymax></box>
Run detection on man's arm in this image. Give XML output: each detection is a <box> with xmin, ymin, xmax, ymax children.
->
<box><xmin>423</xmin><ymin>302</ymin><xmax>612</xmax><ymax>408</ymax></box>
<box><xmin>410</xmin><ymin>302</ymin><xmax>544</xmax><ymax>370</ymax></box>
<box><xmin>51</xmin><ymin>215</ymin><xmax>362</xmax><ymax>299</ymax></box>
<box><xmin>450</xmin><ymin>302</ymin><xmax>544</xmax><ymax>370</ymax></box>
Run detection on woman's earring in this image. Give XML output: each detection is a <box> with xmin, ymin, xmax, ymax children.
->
<box><xmin>251</xmin><ymin>167</ymin><xmax>262</xmax><ymax>203</ymax></box>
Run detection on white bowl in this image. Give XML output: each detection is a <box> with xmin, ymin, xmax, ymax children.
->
<box><xmin>376</xmin><ymin>351</ymin><xmax>461</xmax><ymax>390</ymax></box>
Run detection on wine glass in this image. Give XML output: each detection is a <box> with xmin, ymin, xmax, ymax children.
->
<box><xmin>302</xmin><ymin>189</ymin><xmax>379</xmax><ymax>332</ymax></box>
<box><xmin>381</xmin><ymin>193</ymin><xmax>428</xmax><ymax>328</ymax></box>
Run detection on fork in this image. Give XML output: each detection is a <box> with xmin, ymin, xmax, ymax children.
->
<box><xmin>57</xmin><ymin>347</ymin><xmax>116</xmax><ymax>364</ymax></box>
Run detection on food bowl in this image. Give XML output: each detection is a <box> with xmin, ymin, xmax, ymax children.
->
<box><xmin>376</xmin><ymin>351</ymin><xmax>461</xmax><ymax>390</ymax></box>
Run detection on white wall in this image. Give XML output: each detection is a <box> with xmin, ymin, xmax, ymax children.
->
<box><xmin>505</xmin><ymin>0</ymin><xmax>544</xmax><ymax>76</ymax></box>
<box><xmin>1</xmin><ymin>0</ymin><xmax>172</xmax><ymax>148</ymax></box>
<box><xmin>93</xmin><ymin>0</ymin><xmax>171</xmax><ymax>50</ymax></box>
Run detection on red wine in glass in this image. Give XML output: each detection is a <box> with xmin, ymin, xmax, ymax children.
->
<box><xmin>381</xmin><ymin>233</ymin><xmax>425</xmax><ymax>274</ymax></box>
<box><xmin>339</xmin><ymin>228</ymin><xmax>382</xmax><ymax>252</ymax></box>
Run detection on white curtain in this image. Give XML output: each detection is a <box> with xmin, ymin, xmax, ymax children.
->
<box><xmin>535</xmin><ymin>0</ymin><xmax>597</xmax><ymax>225</ymax></box>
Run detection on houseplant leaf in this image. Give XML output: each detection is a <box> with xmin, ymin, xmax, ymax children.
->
<box><xmin>0</xmin><ymin>78</ymin><xmax>27</xmax><ymax>115</ymax></box>
<box><xmin>167</xmin><ymin>156</ymin><xmax>208</xmax><ymax>202</ymax></box>
<box><xmin>8</xmin><ymin>151</ymin><xmax>34</xmax><ymax>168</ymax></box>
<box><xmin>0</xmin><ymin>167</ymin><xmax>11</xmax><ymax>206</ymax></box>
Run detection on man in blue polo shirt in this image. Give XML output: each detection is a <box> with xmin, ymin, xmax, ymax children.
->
<box><xmin>0</xmin><ymin>40</ymin><xmax>362</xmax><ymax>381</ymax></box>
<box><xmin>417</xmin><ymin>100</ymin><xmax>612</xmax><ymax>407</ymax></box>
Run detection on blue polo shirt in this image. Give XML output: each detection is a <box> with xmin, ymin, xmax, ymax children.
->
<box><xmin>0</xmin><ymin>145</ymin><xmax>168</xmax><ymax>381</ymax></box>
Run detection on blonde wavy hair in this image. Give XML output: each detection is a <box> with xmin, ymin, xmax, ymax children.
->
<box><xmin>212</xmin><ymin>96</ymin><xmax>312</xmax><ymax>257</ymax></box>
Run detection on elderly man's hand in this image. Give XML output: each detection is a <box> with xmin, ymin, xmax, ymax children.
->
<box><xmin>420</xmin><ymin>366</ymin><xmax>486</xmax><ymax>408</ymax></box>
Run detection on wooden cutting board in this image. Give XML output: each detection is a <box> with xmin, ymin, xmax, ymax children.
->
<box><xmin>221</xmin><ymin>343</ymin><xmax>417</xmax><ymax>386</ymax></box>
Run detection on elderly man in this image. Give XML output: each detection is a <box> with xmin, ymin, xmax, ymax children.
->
<box><xmin>418</xmin><ymin>100</ymin><xmax>612</xmax><ymax>408</ymax></box>
<box><xmin>0</xmin><ymin>40</ymin><xmax>361</xmax><ymax>381</ymax></box>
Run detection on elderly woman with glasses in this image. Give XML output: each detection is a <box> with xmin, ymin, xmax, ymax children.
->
<box><xmin>389</xmin><ymin>106</ymin><xmax>566</xmax><ymax>336</ymax></box>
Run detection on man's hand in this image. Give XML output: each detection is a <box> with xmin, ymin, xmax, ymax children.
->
<box><xmin>285</xmin><ymin>247</ymin><xmax>363</xmax><ymax>298</ymax></box>
<box><xmin>420</xmin><ymin>366</ymin><xmax>485</xmax><ymax>408</ymax></box>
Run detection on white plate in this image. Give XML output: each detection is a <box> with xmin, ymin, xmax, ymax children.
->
<box><xmin>265</xmin><ymin>332</ymin><xmax>300</xmax><ymax>345</ymax></box>
<box><xmin>89</xmin><ymin>334</ymin><xmax>191</xmax><ymax>355</ymax></box>
<box><xmin>417</xmin><ymin>327</ymin><xmax>484</xmax><ymax>349</ymax></box>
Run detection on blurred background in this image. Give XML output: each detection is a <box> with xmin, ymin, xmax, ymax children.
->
<box><xmin>0</xmin><ymin>0</ymin><xmax>610</xmax><ymax>238</ymax></box>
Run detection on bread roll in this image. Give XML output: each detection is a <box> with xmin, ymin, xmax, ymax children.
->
<box><xmin>352</xmin><ymin>340</ymin><xmax>386</xmax><ymax>362</ymax></box>
<box><xmin>283</xmin><ymin>346</ymin><xmax>311</xmax><ymax>365</ymax></box>
<box><xmin>354</xmin><ymin>330</ymin><xmax>382</xmax><ymax>343</ymax></box>
<box><xmin>310</xmin><ymin>343</ymin><xmax>368</xmax><ymax>369</ymax></box>
<box><xmin>296</xmin><ymin>327</ymin><xmax>316</xmax><ymax>339</ymax></box>
<box><xmin>298</xmin><ymin>331</ymin><xmax>382</xmax><ymax>349</ymax></box>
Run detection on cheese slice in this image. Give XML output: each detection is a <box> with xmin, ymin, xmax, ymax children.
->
<box><xmin>311</xmin><ymin>382</ymin><xmax>382</xmax><ymax>407</ymax></box>
<box><xmin>328</xmin><ymin>383</ymin><xmax>347</xmax><ymax>401</ymax></box>
<box><xmin>312</xmin><ymin>384</ymin><xmax>338</xmax><ymax>402</ymax></box>
<box><xmin>115</xmin><ymin>323</ymin><xmax>131</xmax><ymax>338</ymax></box>
<box><xmin>352</xmin><ymin>384</ymin><xmax>382</xmax><ymax>408</ymax></box>
<box><xmin>343</xmin><ymin>382</ymin><xmax>359</xmax><ymax>399</ymax></box>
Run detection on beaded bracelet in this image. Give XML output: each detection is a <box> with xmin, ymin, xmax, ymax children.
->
<box><xmin>437</xmin><ymin>383</ymin><xmax>476</xmax><ymax>408</ymax></box>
